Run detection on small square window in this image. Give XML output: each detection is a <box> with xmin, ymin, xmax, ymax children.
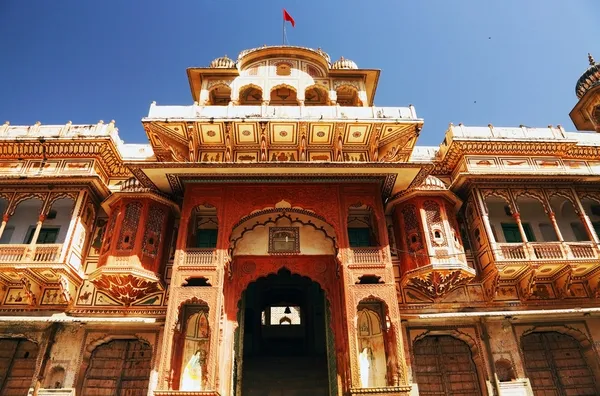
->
<box><xmin>268</xmin><ymin>227</ymin><xmax>299</xmax><ymax>254</ymax></box>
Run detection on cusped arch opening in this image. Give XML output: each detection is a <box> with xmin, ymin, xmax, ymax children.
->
<box><xmin>270</xmin><ymin>84</ymin><xmax>298</xmax><ymax>106</ymax></box>
<box><xmin>305</xmin><ymin>84</ymin><xmax>330</xmax><ymax>106</ymax></box>
<box><xmin>239</xmin><ymin>84</ymin><xmax>263</xmax><ymax>105</ymax></box>
<box><xmin>230</xmin><ymin>205</ymin><xmax>337</xmax><ymax>256</ymax></box>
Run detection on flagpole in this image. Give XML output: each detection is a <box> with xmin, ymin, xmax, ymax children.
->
<box><xmin>282</xmin><ymin>12</ymin><xmax>285</xmax><ymax>45</ymax></box>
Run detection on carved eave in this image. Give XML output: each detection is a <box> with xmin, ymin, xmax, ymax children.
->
<box><xmin>101</xmin><ymin>190</ymin><xmax>180</xmax><ymax>215</ymax></box>
<box><xmin>328</xmin><ymin>68</ymin><xmax>380</xmax><ymax>106</ymax></box>
<box><xmin>126</xmin><ymin>161</ymin><xmax>427</xmax><ymax>200</ymax></box>
<box><xmin>386</xmin><ymin>185</ymin><xmax>462</xmax><ymax>213</ymax></box>
<box><xmin>402</xmin><ymin>266</ymin><xmax>476</xmax><ymax>301</ymax></box>
<box><xmin>0</xmin><ymin>138</ymin><xmax>129</xmax><ymax>177</ymax></box>
<box><xmin>143</xmin><ymin>116</ymin><xmax>423</xmax><ymax>166</ymax></box>
<box><xmin>88</xmin><ymin>267</ymin><xmax>164</xmax><ymax>307</ymax></box>
<box><xmin>432</xmin><ymin>139</ymin><xmax>579</xmax><ymax>175</ymax></box>
<box><xmin>570</xmin><ymin>84</ymin><xmax>600</xmax><ymax>131</ymax></box>
<box><xmin>187</xmin><ymin>67</ymin><xmax>240</xmax><ymax>102</ymax></box>
<box><xmin>449</xmin><ymin>173</ymin><xmax>600</xmax><ymax>194</ymax></box>
<box><xmin>0</xmin><ymin>176</ymin><xmax>111</xmax><ymax>201</ymax></box>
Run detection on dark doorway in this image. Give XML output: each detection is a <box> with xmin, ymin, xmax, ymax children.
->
<box><xmin>237</xmin><ymin>268</ymin><xmax>330</xmax><ymax>396</ymax></box>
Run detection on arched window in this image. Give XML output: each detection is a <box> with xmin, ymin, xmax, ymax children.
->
<box><xmin>189</xmin><ymin>205</ymin><xmax>218</xmax><ymax>248</ymax></box>
<box><xmin>413</xmin><ymin>335</ymin><xmax>482</xmax><ymax>395</ymax></box>
<box><xmin>347</xmin><ymin>205</ymin><xmax>378</xmax><ymax>247</ymax></box>
<box><xmin>336</xmin><ymin>85</ymin><xmax>362</xmax><ymax>106</ymax></box>
<box><xmin>208</xmin><ymin>84</ymin><xmax>231</xmax><ymax>105</ymax></box>
<box><xmin>356</xmin><ymin>303</ymin><xmax>387</xmax><ymax>388</ymax></box>
<box><xmin>305</xmin><ymin>85</ymin><xmax>329</xmax><ymax>106</ymax></box>
<box><xmin>81</xmin><ymin>339</ymin><xmax>152</xmax><ymax>396</ymax></box>
<box><xmin>4</xmin><ymin>198</ymin><xmax>43</xmax><ymax>244</ymax></box>
<box><xmin>269</xmin><ymin>85</ymin><xmax>298</xmax><ymax>106</ymax></box>
<box><xmin>522</xmin><ymin>332</ymin><xmax>597</xmax><ymax>395</ymax></box>
<box><xmin>239</xmin><ymin>85</ymin><xmax>263</xmax><ymax>105</ymax></box>
<box><xmin>0</xmin><ymin>338</ymin><xmax>38</xmax><ymax>395</ymax></box>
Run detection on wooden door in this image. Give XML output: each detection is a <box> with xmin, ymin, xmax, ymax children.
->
<box><xmin>522</xmin><ymin>332</ymin><xmax>597</xmax><ymax>396</ymax></box>
<box><xmin>0</xmin><ymin>339</ymin><xmax>39</xmax><ymax>396</ymax></box>
<box><xmin>82</xmin><ymin>339</ymin><xmax>152</xmax><ymax>396</ymax></box>
<box><xmin>413</xmin><ymin>335</ymin><xmax>482</xmax><ymax>396</ymax></box>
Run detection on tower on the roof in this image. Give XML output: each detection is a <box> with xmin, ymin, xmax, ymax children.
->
<box><xmin>570</xmin><ymin>53</ymin><xmax>600</xmax><ymax>132</ymax></box>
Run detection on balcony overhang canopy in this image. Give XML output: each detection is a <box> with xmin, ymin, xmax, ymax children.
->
<box><xmin>126</xmin><ymin>161</ymin><xmax>431</xmax><ymax>199</ymax></box>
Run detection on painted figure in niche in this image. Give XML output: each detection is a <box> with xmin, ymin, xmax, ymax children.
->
<box><xmin>180</xmin><ymin>310</ymin><xmax>209</xmax><ymax>390</ymax></box>
<box><xmin>357</xmin><ymin>307</ymin><xmax>387</xmax><ymax>388</ymax></box>
<box><xmin>359</xmin><ymin>346</ymin><xmax>374</xmax><ymax>387</ymax></box>
<box><xmin>181</xmin><ymin>350</ymin><xmax>203</xmax><ymax>391</ymax></box>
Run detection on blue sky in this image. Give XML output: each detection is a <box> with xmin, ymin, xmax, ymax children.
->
<box><xmin>0</xmin><ymin>1</ymin><xmax>598</xmax><ymax>146</ymax></box>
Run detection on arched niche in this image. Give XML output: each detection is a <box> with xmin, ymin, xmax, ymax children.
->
<box><xmin>230</xmin><ymin>205</ymin><xmax>337</xmax><ymax>256</ymax></box>
<box><xmin>239</xmin><ymin>85</ymin><xmax>263</xmax><ymax>105</ymax></box>
<box><xmin>269</xmin><ymin>84</ymin><xmax>298</xmax><ymax>106</ymax></box>
<box><xmin>336</xmin><ymin>85</ymin><xmax>362</xmax><ymax>106</ymax></box>
<box><xmin>305</xmin><ymin>84</ymin><xmax>329</xmax><ymax>106</ymax></box>
<box><xmin>187</xmin><ymin>204</ymin><xmax>218</xmax><ymax>249</ymax></box>
<box><xmin>356</xmin><ymin>300</ymin><xmax>389</xmax><ymax>388</ymax></box>
<box><xmin>171</xmin><ymin>300</ymin><xmax>210</xmax><ymax>391</ymax></box>
<box><xmin>208</xmin><ymin>84</ymin><xmax>231</xmax><ymax>105</ymax></box>
<box><xmin>45</xmin><ymin>365</ymin><xmax>66</xmax><ymax>388</ymax></box>
<box><xmin>347</xmin><ymin>204</ymin><xmax>379</xmax><ymax>248</ymax></box>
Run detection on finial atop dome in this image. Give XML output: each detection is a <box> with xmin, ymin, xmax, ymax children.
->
<box><xmin>210</xmin><ymin>55</ymin><xmax>235</xmax><ymax>68</ymax></box>
<box><xmin>575</xmin><ymin>52</ymin><xmax>600</xmax><ymax>98</ymax></box>
<box><xmin>331</xmin><ymin>56</ymin><xmax>358</xmax><ymax>70</ymax></box>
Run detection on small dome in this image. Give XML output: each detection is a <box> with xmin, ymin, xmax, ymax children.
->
<box><xmin>576</xmin><ymin>53</ymin><xmax>600</xmax><ymax>98</ymax></box>
<box><xmin>210</xmin><ymin>55</ymin><xmax>235</xmax><ymax>69</ymax></box>
<box><xmin>331</xmin><ymin>56</ymin><xmax>358</xmax><ymax>70</ymax></box>
<box><xmin>417</xmin><ymin>176</ymin><xmax>447</xmax><ymax>190</ymax></box>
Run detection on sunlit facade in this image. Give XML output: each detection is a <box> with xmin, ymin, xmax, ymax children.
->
<box><xmin>0</xmin><ymin>46</ymin><xmax>600</xmax><ymax>396</ymax></box>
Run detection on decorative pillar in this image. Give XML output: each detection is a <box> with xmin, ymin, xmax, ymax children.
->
<box><xmin>548</xmin><ymin>211</ymin><xmax>565</xmax><ymax>241</ymax></box>
<box><xmin>30</xmin><ymin>214</ymin><xmax>46</xmax><ymax>245</ymax></box>
<box><xmin>512</xmin><ymin>213</ymin><xmax>528</xmax><ymax>242</ymax></box>
<box><xmin>0</xmin><ymin>213</ymin><xmax>10</xmax><ymax>241</ymax></box>
<box><xmin>571</xmin><ymin>189</ymin><xmax>600</xmax><ymax>243</ymax></box>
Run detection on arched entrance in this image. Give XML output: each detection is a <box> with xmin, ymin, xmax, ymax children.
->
<box><xmin>522</xmin><ymin>332</ymin><xmax>597</xmax><ymax>395</ymax></box>
<box><xmin>413</xmin><ymin>335</ymin><xmax>482</xmax><ymax>396</ymax></box>
<box><xmin>235</xmin><ymin>268</ymin><xmax>333</xmax><ymax>396</ymax></box>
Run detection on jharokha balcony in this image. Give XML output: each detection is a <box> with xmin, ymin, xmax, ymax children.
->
<box><xmin>471</xmin><ymin>188</ymin><xmax>600</xmax><ymax>299</ymax></box>
<box><xmin>0</xmin><ymin>193</ymin><xmax>87</xmax><ymax>306</ymax></box>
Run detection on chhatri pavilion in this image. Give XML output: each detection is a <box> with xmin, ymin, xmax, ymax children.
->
<box><xmin>0</xmin><ymin>46</ymin><xmax>600</xmax><ymax>396</ymax></box>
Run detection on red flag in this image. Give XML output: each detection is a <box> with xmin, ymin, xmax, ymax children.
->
<box><xmin>283</xmin><ymin>9</ymin><xmax>295</xmax><ymax>27</ymax></box>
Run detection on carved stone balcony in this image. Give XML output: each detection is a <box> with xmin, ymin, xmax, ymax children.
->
<box><xmin>347</xmin><ymin>247</ymin><xmax>387</xmax><ymax>268</ymax></box>
<box><xmin>0</xmin><ymin>243</ymin><xmax>84</xmax><ymax>306</ymax></box>
<box><xmin>181</xmin><ymin>248</ymin><xmax>218</xmax><ymax>268</ymax></box>
<box><xmin>484</xmin><ymin>241</ymin><xmax>600</xmax><ymax>300</ymax></box>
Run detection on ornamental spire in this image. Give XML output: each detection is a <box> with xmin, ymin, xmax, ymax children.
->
<box><xmin>589</xmin><ymin>53</ymin><xmax>596</xmax><ymax>66</ymax></box>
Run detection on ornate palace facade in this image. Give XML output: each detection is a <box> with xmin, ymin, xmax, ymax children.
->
<box><xmin>1</xmin><ymin>46</ymin><xmax>600</xmax><ymax>396</ymax></box>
